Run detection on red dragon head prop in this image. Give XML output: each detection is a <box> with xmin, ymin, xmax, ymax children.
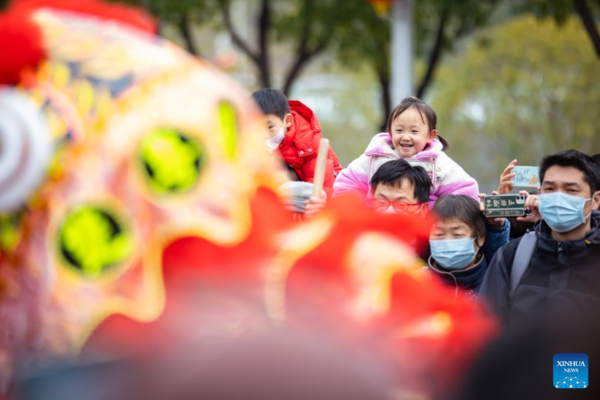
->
<box><xmin>0</xmin><ymin>1</ymin><xmax>497</xmax><ymax>399</ymax></box>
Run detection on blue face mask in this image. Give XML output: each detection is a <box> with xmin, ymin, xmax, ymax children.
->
<box><xmin>539</xmin><ymin>192</ymin><xmax>592</xmax><ymax>233</ymax></box>
<box><xmin>429</xmin><ymin>238</ymin><xmax>477</xmax><ymax>270</ymax></box>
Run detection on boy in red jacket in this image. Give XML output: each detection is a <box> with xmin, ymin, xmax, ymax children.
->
<box><xmin>252</xmin><ymin>89</ymin><xmax>342</xmax><ymax>193</ymax></box>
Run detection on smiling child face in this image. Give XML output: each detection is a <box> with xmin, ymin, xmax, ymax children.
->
<box><xmin>389</xmin><ymin>107</ymin><xmax>437</xmax><ymax>158</ymax></box>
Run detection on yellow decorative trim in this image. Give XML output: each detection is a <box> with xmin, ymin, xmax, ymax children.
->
<box><xmin>264</xmin><ymin>216</ymin><xmax>335</xmax><ymax>322</ymax></box>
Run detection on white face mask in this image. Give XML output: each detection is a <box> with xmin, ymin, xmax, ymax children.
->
<box><xmin>265</xmin><ymin>128</ymin><xmax>285</xmax><ymax>152</ymax></box>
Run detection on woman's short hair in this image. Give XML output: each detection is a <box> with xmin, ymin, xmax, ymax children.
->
<box><xmin>432</xmin><ymin>195</ymin><xmax>486</xmax><ymax>241</ymax></box>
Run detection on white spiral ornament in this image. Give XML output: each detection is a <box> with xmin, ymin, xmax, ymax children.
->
<box><xmin>0</xmin><ymin>86</ymin><xmax>53</xmax><ymax>213</ymax></box>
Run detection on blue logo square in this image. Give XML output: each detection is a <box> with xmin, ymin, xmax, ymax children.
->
<box><xmin>554</xmin><ymin>353</ymin><xmax>588</xmax><ymax>389</ymax></box>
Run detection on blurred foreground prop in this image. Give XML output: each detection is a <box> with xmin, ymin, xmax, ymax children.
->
<box><xmin>0</xmin><ymin>1</ymin><xmax>496</xmax><ymax>399</ymax></box>
<box><xmin>0</xmin><ymin>0</ymin><xmax>279</xmax><ymax>391</ymax></box>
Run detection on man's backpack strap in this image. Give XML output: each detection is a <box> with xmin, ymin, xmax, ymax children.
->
<box><xmin>510</xmin><ymin>231</ymin><xmax>537</xmax><ymax>297</ymax></box>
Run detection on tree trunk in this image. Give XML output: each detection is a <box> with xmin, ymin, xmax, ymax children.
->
<box><xmin>179</xmin><ymin>14</ymin><xmax>200</xmax><ymax>57</ymax></box>
<box><xmin>416</xmin><ymin>8</ymin><xmax>449</xmax><ymax>99</ymax></box>
<box><xmin>220</xmin><ymin>0</ymin><xmax>270</xmax><ymax>86</ymax></box>
<box><xmin>256</xmin><ymin>0</ymin><xmax>272</xmax><ymax>87</ymax></box>
<box><xmin>282</xmin><ymin>42</ymin><xmax>326</xmax><ymax>96</ymax></box>
<box><xmin>573</xmin><ymin>0</ymin><xmax>600</xmax><ymax>58</ymax></box>
<box><xmin>282</xmin><ymin>52</ymin><xmax>307</xmax><ymax>96</ymax></box>
<box><xmin>377</xmin><ymin>66</ymin><xmax>392</xmax><ymax>132</ymax></box>
<box><xmin>282</xmin><ymin>0</ymin><xmax>329</xmax><ymax>95</ymax></box>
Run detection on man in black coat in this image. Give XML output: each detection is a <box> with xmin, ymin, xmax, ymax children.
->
<box><xmin>480</xmin><ymin>150</ymin><xmax>600</xmax><ymax>328</ymax></box>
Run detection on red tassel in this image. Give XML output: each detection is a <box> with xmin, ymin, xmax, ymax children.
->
<box><xmin>0</xmin><ymin>8</ymin><xmax>45</xmax><ymax>86</ymax></box>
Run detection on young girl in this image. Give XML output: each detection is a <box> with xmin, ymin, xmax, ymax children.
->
<box><xmin>333</xmin><ymin>96</ymin><xmax>479</xmax><ymax>207</ymax></box>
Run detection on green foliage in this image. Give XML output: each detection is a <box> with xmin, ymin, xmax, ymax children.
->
<box><xmin>328</xmin><ymin>0</ymin><xmax>500</xmax><ymax>81</ymax></box>
<box><xmin>415</xmin><ymin>0</ymin><xmax>499</xmax><ymax>55</ymax></box>
<box><xmin>273</xmin><ymin>0</ymin><xmax>363</xmax><ymax>49</ymax></box>
<box><xmin>511</xmin><ymin>0</ymin><xmax>578</xmax><ymax>25</ymax></box>
<box><xmin>323</xmin><ymin>1</ymin><xmax>390</xmax><ymax>73</ymax></box>
<box><xmin>431</xmin><ymin>15</ymin><xmax>600</xmax><ymax>192</ymax></box>
<box><xmin>121</xmin><ymin>0</ymin><xmax>221</xmax><ymax>26</ymax></box>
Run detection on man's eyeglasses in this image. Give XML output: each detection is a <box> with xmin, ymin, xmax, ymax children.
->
<box><xmin>373</xmin><ymin>199</ymin><xmax>427</xmax><ymax>215</ymax></box>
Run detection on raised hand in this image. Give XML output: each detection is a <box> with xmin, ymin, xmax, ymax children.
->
<box><xmin>304</xmin><ymin>195</ymin><xmax>327</xmax><ymax>219</ymax></box>
<box><xmin>516</xmin><ymin>190</ymin><xmax>542</xmax><ymax>224</ymax></box>
<box><xmin>497</xmin><ymin>159</ymin><xmax>517</xmax><ymax>194</ymax></box>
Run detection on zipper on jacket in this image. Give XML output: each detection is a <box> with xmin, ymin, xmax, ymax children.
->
<box><xmin>427</xmin><ymin>258</ymin><xmax>459</xmax><ymax>298</ymax></box>
<box><xmin>557</xmin><ymin>242</ymin><xmax>563</xmax><ymax>253</ymax></box>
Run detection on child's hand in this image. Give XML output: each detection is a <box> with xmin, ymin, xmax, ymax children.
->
<box><xmin>479</xmin><ymin>192</ymin><xmax>506</xmax><ymax>228</ymax></box>
<box><xmin>517</xmin><ymin>190</ymin><xmax>542</xmax><ymax>224</ymax></box>
<box><xmin>304</xmin><ymin>196</ymin><xmax>327</xmax><ymax>219</ymax></box>
<box><xmin>497</xmin><ymin>159</ymin><xmax>517</xmax><ymax>194</ymax></box>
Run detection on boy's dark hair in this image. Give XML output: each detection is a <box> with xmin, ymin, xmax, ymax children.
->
<box><xmin>386</xmin><ymin>96</ymin><xmax>449</xmax><ymax>150</ymax></box>
<box><xmin>432</xmin><ymin>195</ymin><xmax>487</xmax><ymax>241</ymax></box>
<box><xmin>251</xmin><ymin>88</ymin><xmax>290</xmax><ymax>120</ymax></box>
<box><xmin>539</xmin><ymin>150</ymin><xmax>600</xmax><ymax>194</ymax></box>
<box><xmin>369</xmin><ymin>159</ymin><xmax>431</xmax><ymax>203</ymax></box>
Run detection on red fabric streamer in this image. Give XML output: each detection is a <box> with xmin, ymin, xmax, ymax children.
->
<box><xmin>0</xmin><ymin>8</ymin><xmax>45</xmax><ymax>85</ymax></box>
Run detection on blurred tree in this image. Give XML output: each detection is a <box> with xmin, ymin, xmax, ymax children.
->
<box><xmin>332</xmin><ymin>0</ymin><xmax>499</xmax><ymax>130</ymax></box>
<box><xmin>431</xmin><ymin>15</ymin><xmax>600</xmax><ymax>192</ymax></box>
<box><xmin>413</xmin><ymin>0</ymin><xmax>500</xmax><ymax>98</ymax></box>
<box><xmin>329</xmin><ymin>1</ymin><xmax>392</xmax><ymax>130</ymax></box>
<box><xmin>511</xmin><ymin>0</ymin><xmax>600</xmax><ymax>57</ymax></box>
<box><xmin>120</xmin><ymin>0</ymin><xmax>221</xmax><ymax>57</ymax></box>
<box><xmin>124</xmin><ymin>0</ymin><xmax>346</xmax><ymax>93</ymax></box>
<box><xmin>121</xmin><ymin>0</ymin><xmax>498</xmax><ymax>115</ymax></box>
<box><xmin>116</xmin><ymin>0</ymin><xmax>597</xmax><ymax>135</ymax></box>
<box><xmin>219</xmin><ymin>0</ymin><xmax>343</xmax><ymax>93</ymax></box>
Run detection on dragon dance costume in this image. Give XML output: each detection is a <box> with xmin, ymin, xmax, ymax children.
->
<box><xmin>0</xmin><ymin>1</ymin><xmax>497</xmax><ymax>399</ymax></box>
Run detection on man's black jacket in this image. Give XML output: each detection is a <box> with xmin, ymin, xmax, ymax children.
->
<box><xmin>480</xmin><ymin>211</ymin><xmax>600</xmax><ymax>327</ymax></box>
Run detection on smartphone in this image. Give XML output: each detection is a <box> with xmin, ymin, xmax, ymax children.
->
<box><xmin>483</xmin><ymin>194</ymin><xmax>532</xmax><ymax>218</ymax></box>
<box><xmin>510</xmin><ymin>166</ymin><xmax>540</xmax><ymax>188</ymax></box>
